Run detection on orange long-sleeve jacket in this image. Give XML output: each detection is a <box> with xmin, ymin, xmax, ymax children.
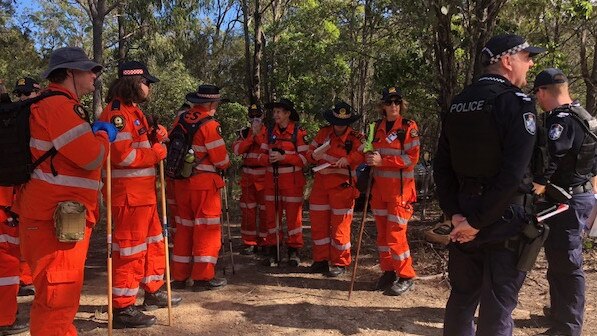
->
<box><xmin>14</xmin><ymin>83</ymin><xmax>109</xmax><ymax>222</ymax></box>
<box><xmin>306</xmin><ymin>125</ymin><xmax>365</xmax><ymax>189</ymax></box>
<box><xmin>257</xmin><ymin>121</ymin><xmax>308</xmax><ymax>190</ymax></box>
<box><xmin>233</xmin><ymin>125</ymin><xmax>267</xmax><ymax>188</ymax></box>
<box><xmin>99</xmin><ymin>99</ymin><xmax>162</xmax><ymax>206</ymax></box>
<box><xmin>371</xmin><ymin>117</ymin><xmax>420</xmax><ymax>203</ymax></box>
<box><xmin>171</xmin><ymin>105</ymin><xmax>230</xmax><ymax>190</ymax></box>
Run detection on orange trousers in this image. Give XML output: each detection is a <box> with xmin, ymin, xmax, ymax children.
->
<box><xmin>0</xmin><ymin>223</ymin><xmax>19</xmax><ymax>327</ymax></box>
<box><xmin>370</xmin><ymin>193</ymin><xmax>416</xmax><ymax>279</ymax></box>
<box><xmin>240</xmin><ymin>183</ymin><xmax>266</xmax><ymax>246</ymax></box>
<box><xmin>19</xmin><ymin>218</ymin><xmax>92</xmax><ymax>336</ymax></box>
<box><xmin>111</xmin><ymin>205</ymin><xmax>165</xmax><ymax>308</ymax></box>
<box><xmin>172</xmin><ymin>188</ymin><xmax>222</xmax><ymax>281</ymax></box>
<box><xmin>263</xmin><ymin>187</ymin><xmax>304</xmax><ymax>248</ymax></box>
<box><xmin>309</xmin><ymin>184</ymin><xmax>357</xmax><ymax>267</ymax></box>
<box><xmin>20</xmin><ymin>261</ymin><xmax>33</xmax><ymax>286</ymax></box>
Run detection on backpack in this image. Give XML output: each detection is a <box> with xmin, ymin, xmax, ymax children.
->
<box><xmin>0</xmin><ymin>91</ymin><xmax>69</xmax><ymax>186</ymax></box>
<box><xmin>165</xmin><ymin>113</ymin><xmax>214</xmax><ymax>179</ymax></box>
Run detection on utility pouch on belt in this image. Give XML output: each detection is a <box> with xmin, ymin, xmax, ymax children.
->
<box><xmin>516</xmin><ymin>218</ymin><xmax>549</xmax><ymax>272</ymax></box>
<box><xmin>53</xmin><ymin>201</ymin><xmax>86</xmax><ymax>242</ymax></box>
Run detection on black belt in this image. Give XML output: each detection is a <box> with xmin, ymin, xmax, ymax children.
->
<box><xmin>567</xmin><ymin>181</ymin><xmax>592</xmax><ymax>195</ymax></box>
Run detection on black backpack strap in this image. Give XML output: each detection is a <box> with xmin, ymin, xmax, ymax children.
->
<box><xmin>292</xmin><ymin>122</ymin><xmax>299</xmax><ymax>151</ymax></box>
<box><xmin>567</xmin><ymin>107</ymin><xmax>597</xmax><ymax>142</ymax></box>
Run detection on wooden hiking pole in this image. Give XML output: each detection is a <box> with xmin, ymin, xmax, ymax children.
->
<box><xmin>106</xmin><ymin>149</ymin><xmax>113</xmax><ymax>335</ymax></box>
<box><xmin>158</xmin><ymin>160</ymin><xmax>173</xmax><ymax>325</ymax></box>
<box><xmin>222</xmin><ymin>177</ymin><xmax>236</xmax><ymax>274</ymax></box>
<box><xmin>348</xmin><ymin>169</ymin><xmax>374</xmax><ymax>300</ymax></box>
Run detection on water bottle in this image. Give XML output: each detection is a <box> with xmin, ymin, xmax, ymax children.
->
<box><xmin>181</xmin><ymin>149</ymin><xmax>195</xmax><ymax>178</ymax></box>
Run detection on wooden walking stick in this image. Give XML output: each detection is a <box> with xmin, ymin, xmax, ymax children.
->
<box><xmin>158</xmin><ymin>160</ymin><xmax>173</xmax><ymax>325</ymax></box>
<box><xmin>222</xmin><ymin>176</ymin><xmax>236</xmax><ymax>274</ymax></box>
<box><xmin>106</xmin><ymin>149</ymin><xmax>113</xmax><ymax>335</ymax></box>
<box><xmin>348</xmin><ymin>169</ymin><xmax>373</xmax><ymax>300</ymax></box>
<box><xmin>348</xmin><ymin>122</ymin><xmax>377</xmax><ymax>300</ymax></box>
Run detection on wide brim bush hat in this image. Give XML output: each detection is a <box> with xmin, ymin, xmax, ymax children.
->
<box><xmin>323</xmin><ymin>101</ymin><xmax>361</xmax><ymax>126</ymax></box>
<box><xmin>42</xmin><ymin>47</ymin><xmax>103</xmax><ymax>78</ymax></box>
<box><xmin>266</xmin><ymin>98</ymin><xmax>299</xmax><ymax>122</ymax></box>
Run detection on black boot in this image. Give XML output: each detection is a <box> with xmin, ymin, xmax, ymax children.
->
<box><xmin>142</xmin><ymin>285</ymin><xmax>182</xmax><ymax>311</ymax></box>
<box><xmin>372</xmin><ymin>271</ymin><xmax>396</xmax><ymax>291</ymax></box>
<box><xmin>310</xmin><ymin>261</ymin><xmax>329</xmax><ymax>274</ymax></box>
<box><xmin>326</xmin><ymin>266</ymin><xmax>346</xmax><ymax>277</ymax></box>
<box><xmin>0</xmin><ymin>318</ymin><xmax>29</xmax><ymax>335</ymax></box>
<box><xmin>113</xmin><ymin>305</ymin><xmax>157</xmax><ymax>329</ymax></box>
<box><xmin>17</xmin><ymin>284</ymin><xmax>34</xmax><ymax>297</ymax></box>
<box><xmin>384</xmin><ymin>277</ymin><xmax>414</xmax><ymax>296</ymax></box>
<box><xmin>288</xmin><ymin>247</ymin><xmax>300</xmax><ymax>267</ymax></box>
<box><xmin>192</xmin><ymin>277</ymin><xmax>227</xmax><ymax>291</ymax></box>
<box><xmin>261</xmin><ymin>246</ymin><xmax>279</xmax><ymax>267</ymax></box>
<box><xmin>171</xmin><ymin>280</ymin><xmax>187</xmax><ymax>290</ymax></box>
<box><xmin>240</xmin><ymin>245</ymin><xmax>257</xmax><ymax>255</ymax></box>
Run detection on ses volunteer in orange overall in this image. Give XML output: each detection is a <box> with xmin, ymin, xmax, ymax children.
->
<box><xmin>258</xmin><ymin>98</ymin><xmax>308</xmax><ymax>267</ymax></box>
<box><xmin>14</xmin><ymin>47</ymin><xmax>115</xmax><ymax>336</ymax></box>
<box><xmin>367</xmin><ymin>86</ymin><xmax>420</xmax><ymax>297</ymax></box>
<box><xmin>307</xmin><ymin>102</ymin><xmax>364</xmax><ymax>277</ymax></box>
<box><xmin>233</xmin><ymin>104</ymin><xmax>268</xmax><ymax>255</ymax></box>
<box><xmin>170</xmin><ymin>84</ymin><xmax>230</xmax><ymax>291</ymax></box>
<box><xmin>12</xmin><ymin>77</ymin><xmax>41</xmax><ymax>297</ymax></box>
<box><xmin>100</xmin><ymin>61</ymin><xmax>181</xmax><ymax>329</ymax></box>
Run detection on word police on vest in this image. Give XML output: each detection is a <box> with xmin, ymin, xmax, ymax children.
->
<box><xmin>450</xmin><ymin>100</ymin><xmax>485</xmax><ymax>113</ymax></box>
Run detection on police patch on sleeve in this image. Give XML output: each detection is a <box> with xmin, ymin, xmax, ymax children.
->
<box><xmin>73</xmin><ymin>104</ymin><xmax>88</xmax><ymax>121</ymax></box>
<box><xmin>111</xmin><ymin>115</ymin><xmax>126</xmax><ymax>131</ymax></box>
<box><xmin>523</xmin><ymin>113</ymin><xmax>536</xmax><ymax>135</ymax></box>
<box><xmin>410</xmin><ymin>128</ymin><xmax>419</xmax><ymax>138</ymax></box>
<box><xmin>549</xmin><ymin>123</ymin><xmax>564</xmax><ymax>140</ymax></box>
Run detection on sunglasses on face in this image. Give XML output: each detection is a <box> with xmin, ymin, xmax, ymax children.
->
<box><xmin>141</xmin><ymin>78</ymin><xmax>151</xmax><ymax>86</ymax></box>
<box><xmin>383</xmin><ymin>99</ymin><xmax>402</xmax><ymax>106</ymax></box>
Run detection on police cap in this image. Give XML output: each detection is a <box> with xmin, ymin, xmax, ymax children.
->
<box><xmin>532</xmin><ymin>68</ymin><xmax>568</xmax><ymax>92</ymax></box>
<box><xmin>481</xmin><ymin>34</ymin><xmax>546</xmax><ymax>66</ymax></box>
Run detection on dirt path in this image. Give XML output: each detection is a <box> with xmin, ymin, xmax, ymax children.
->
<box><xmin>15</xmin><ymin>205</ymin><xmax>597</xmax><ymax>335</ymax></box>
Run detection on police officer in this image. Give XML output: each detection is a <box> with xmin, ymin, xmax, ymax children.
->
<box><xmin>532</xmin><ymin>68</ymin><xmax>596</xmax><ymax>336</ymax></box>
<box><xmin>434</xmin><ymin>34</ymin><xmax>545</xmax><ymax>336</ymax></box>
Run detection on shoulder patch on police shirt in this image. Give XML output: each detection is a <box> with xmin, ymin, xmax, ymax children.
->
<box><xmin>523</xmin><ymin>112</ymin><xmax>536</xmax><ymax>135</ymax></box>
<box><xmin>549</xmin><ymin>123</ymin><xmax>564</xmax><ymax>140</ymax></box>
<box><xmin>515</xmin><ymin>92</ymin><xmax>532</xmax><ymax>102</ymax></box>
<box><xmin>73</xmin><ymin>104</ymin><xmax>88</xmax><ymax>121</ymax></box>
<box><xmin>111</xmin><ymin>115</ymin><xmax>126</xmax><ymax>131</ymax></box>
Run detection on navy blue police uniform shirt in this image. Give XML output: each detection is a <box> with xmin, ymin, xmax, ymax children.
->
<box><xmin>536</xmin><ymin>102</ymin><xmax>591</xmax><ymax>187</ymax></box>
<box><xmin>434</xmin><ymin>74</ymin><xmax>537</xmax><ymax>230</ymax></box>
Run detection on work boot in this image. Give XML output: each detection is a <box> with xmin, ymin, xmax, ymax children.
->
<box><xmin>372</xmin><ymin>271</ymin><xmax>396</xmax><ymax>291</ymax></box>
<box><xmin>326</xmin><ymin>266</ymin><xmax>346</xmax><ymax>277</ymax></box>
<box><xmin>384</xmin><ymin>277</ymin><xmax>414</xmax><ymax>296</ymax></box>
<box><xmin>192</xmin><ymin>277</ymin><xmax>227</xmax><ymax>291</ymax></box>
<box><xmin>288</xmin><ymin>247</ymin><xmax>300</xmax><ymax>267</ymax></box>
<box><xmin>310</xmin><ymin>261</ymin><xmax>329</xmax><ymax>274</ymax></box>
<box><xmin>171</xmin><ymin>280</ymin><xmax>187</xmax><ymax>290</ymax></box>
<box><xmin>261</xmin><ymin>246</ymin><xmax>279</xmax><ymax>267</ymax></box>
<box><xmin>240</xmin><ymin>245</ymin><xmax>257</xmax><ymax>255</ymax></box>
<box><xmin>142</xmin><ymin>285</ymin><xmax>182</xmax><ymax>311</ymax></box>
<box><xmin>113</xmin><ymin>305</ymin><xmax>156</xmax><ymax>329</ymax></box>
<box><xmin>0</xmin><ymin>318</ymin><xmax>29</xmax><ymax>335</ymax></box>
<box><xmin>536</xmin><ymin>328</ymin><xmax>567</xmax><ymax>335</ymax></box>
<box><xmin>542</xmin><ymin>305</ymin><xmax>553</xmax><ymax>320</ymax></box>
<box><xmin>17</xmin><ymin>284</ymin><xmax>34</xmax><ymax>297</ymax></box>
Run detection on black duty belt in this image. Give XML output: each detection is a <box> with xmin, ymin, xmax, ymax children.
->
<box><xmin>567</xmin><ymin>181</ymin><xmax>593</xmax><ymax>195</ymax></box>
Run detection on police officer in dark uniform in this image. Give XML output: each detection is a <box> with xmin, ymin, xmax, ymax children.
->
<box><xmin>434</xmin><ymin>34</ymin><xmax>545</xmax><ymax>336</ymax></box>
<box><xmin>531</xmin><ymin>68</ymin><xmax>596</xmax><ymax>336</ymax></box>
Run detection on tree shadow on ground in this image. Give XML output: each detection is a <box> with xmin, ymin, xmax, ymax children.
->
<box><xmin>202</xmin><ymin>300</ymin><xmax>444</xmax><ymax>336</ymax></box>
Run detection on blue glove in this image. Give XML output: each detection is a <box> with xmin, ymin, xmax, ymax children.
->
<box><xmin>91</xmin><ymin>121</ymin><xmax>118</xmax><ymax>143</ymax></box>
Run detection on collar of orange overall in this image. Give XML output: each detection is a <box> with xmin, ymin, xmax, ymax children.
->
<box><xmin>46</xmin><ymin>83</ymin><xmax>78</xmax><ymax>102</ymax></box>
<box><xmin>328</xmin><ymin>125</ymin><xmax>351</xmax><ymax>142</ymax></box>
<box><xmin>274</xmin><ymin>120</ymin><xmax>297</xmax><ymax>135</ymax></box>
<box><xmin>378</xmin><ymin>116</ymin><xmax>404</xmax><ymax>134</ymax></box>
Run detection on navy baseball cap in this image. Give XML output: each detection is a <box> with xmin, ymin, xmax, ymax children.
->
<box><xmin>481</xmin><ymin>34</ymin><xmax>546</xmax><ymax>66</ymax></box>
<box><xmin>118</xmin><ymin>61</ymin><xmax>159</xmax><ymax>83</ymax></box>
<box><xmin>381</xmin><ymin>86</ymin><xmax>402</xmax><ymax>101</ymax></box>
<box><xmin>532</xmin><ymin>68</ymin><xmax>568</xmax><ymax>92</ymax></box>
<box><xmin>13</xmin><ymin>77</ymin><xmax>41</xmax><ymax>94</ymax></box>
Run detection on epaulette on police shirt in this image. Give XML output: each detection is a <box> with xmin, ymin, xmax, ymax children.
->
<box><xmin>112</xmin><ymin>99</ymin><xmax>121</xmax><ymax>110</ymax></box>
<box><xmin>513</xmin><ymin>92</ymin><xmax>532</xmax><ymax>103</ymax></box>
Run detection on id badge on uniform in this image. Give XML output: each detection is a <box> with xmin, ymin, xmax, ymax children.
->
<box><xmin>386</xmin><ymin>132</ymin><xmax>398</xmax><ymax>143</ymax></box>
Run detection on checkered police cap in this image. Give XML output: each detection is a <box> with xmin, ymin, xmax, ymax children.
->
<box><xmin>481</xmin><ymin>34</ymin><xmax>545</xmax><ymax>66</ymax></box>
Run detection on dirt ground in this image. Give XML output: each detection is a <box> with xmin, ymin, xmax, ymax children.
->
<box><xmin>15</xmin><ymin>202</ymin><xmax>597</xmax><ymax>336</ymax></box>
